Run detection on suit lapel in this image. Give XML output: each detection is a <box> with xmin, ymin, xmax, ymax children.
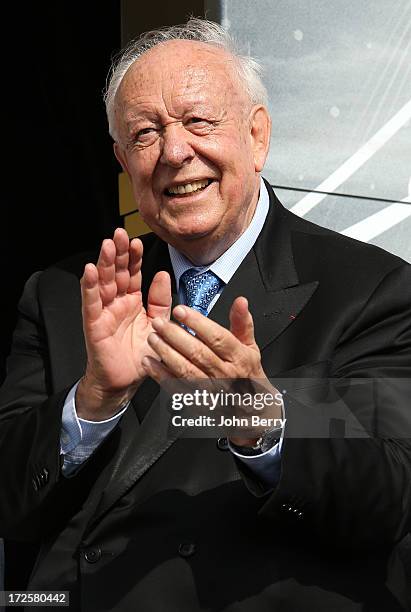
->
<box><xmin>209</xmin><ymin>247</ymin><xmax>318</xmax><ymax>352</ymax></box>
<box><xmin>88</xmin><ymin>389</ymin><xmax>183</xmax><ymax>529</ymax></box>
<box><xmin>210</xmin><ymin>180</ymin><xmax>319</xmax><ymax>352</ymax></box>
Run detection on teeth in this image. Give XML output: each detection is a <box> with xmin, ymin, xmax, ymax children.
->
<box><xmin>167</xmin><ymin>179</ymin><xmax>210</xmax><ymax>195</ymax></box>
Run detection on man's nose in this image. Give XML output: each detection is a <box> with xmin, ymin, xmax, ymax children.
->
<box><xmin>159</xmin><ymin>123</ymin><xmax>195</xmax><ymax>167</ymax></box>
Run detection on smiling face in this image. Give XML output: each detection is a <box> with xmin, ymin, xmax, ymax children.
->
<box><xmin>113</xmin><ymin>40</ymin><xmax>271</xmax><ymax>264</ymax></box>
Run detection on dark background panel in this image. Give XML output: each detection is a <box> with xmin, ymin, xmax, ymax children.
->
<box><xmin>1</xmin><ymin>2</ymin><xmax>122</xmax><ymax>382</ymax></box>
<box><xmin>121</xmin><ymin>0</ymin><xmax>205</xmax><ymax>45</ymax></box>
<box><xmin>1</xmin><ymin>1</ymin><xmax>124</xmax><ymax>599</ymax></box>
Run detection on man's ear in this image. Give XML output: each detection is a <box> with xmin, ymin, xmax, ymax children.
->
<box><xmin>113</xmin><ymin>142</ymin><xmax>130</xmax><ymax>175</ymax></box>
<box><xmin>249</xmin><ymin>106</ymin><xmax>271</xmax><ymax>172</ymax></box>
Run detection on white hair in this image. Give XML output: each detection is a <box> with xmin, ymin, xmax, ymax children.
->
<box><xmin>104</xmin><ymin>17</ymin><xmax>268</xmax><ymax>141</ymax></box>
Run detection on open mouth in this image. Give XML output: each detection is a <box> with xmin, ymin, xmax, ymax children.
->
<box><xmin>164</xmin><ymin>179</ymin><xmax>213</xmax><ymax>197</ymax></box>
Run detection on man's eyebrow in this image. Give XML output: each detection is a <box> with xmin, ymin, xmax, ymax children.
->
<box><xmin>123</xmin><ymin>103</ymin><xmax>161</xmax><ymax>123</ymax></box>
<box><xmin>124</xmin><ymin>114</ymin><xmax>159</xmax><ymax>133</ymax></box>
<box><xmin>126</xmin><ymin>111</ymin><xmax>158</xmax><ymax>123</ymax></box>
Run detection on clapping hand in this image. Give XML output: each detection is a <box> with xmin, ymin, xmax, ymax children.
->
<box><xmin>142</xmin><ymin>299</ymin><xmax>282</xmax><ymax>445</ymax></box>
<box><xmin>76</xmin><ymin>228</ymin><xmax>172</xmax><ymax>420</ymax></box>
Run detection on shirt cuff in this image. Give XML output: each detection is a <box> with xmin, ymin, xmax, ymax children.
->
<box><xmin>60</xmin><ymin>380</ymin><xmax>129</xmax><ymax>455</ymax></box>
<box><xmin>228</xmin><ymin>438</ymin><xmax>283</xmax><ymax>489</ymax></box>
<box><xmin>228</xmin><ymin>396</ymin><xmax>285</xmax><ymax>487</ymax></box>
<box><xmin>228</xmin><ymin>436</ymin><xmax>283</xmax><ymax>459</ymax></box>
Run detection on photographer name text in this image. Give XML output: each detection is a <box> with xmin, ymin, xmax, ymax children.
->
<box><xmin>171</xmin><ymin>414</ymin><xmax>286</xmax><ymax>428</ymax></box>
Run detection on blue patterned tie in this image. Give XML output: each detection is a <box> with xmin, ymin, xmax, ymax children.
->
<box><xmin>180</xmin><ymin>269</ymin><xmax>224</xmax><ymax>316</ymax></box>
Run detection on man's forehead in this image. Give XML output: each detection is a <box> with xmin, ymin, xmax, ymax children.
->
<box><xmin>136</xmin><ymin>39</ymin><xmax>231</xmax><ymax>67</ymax></box>
<box><xmin>121</xmin><ymin>40</ymin><xmax>236</xmax><ymax>91</ymax></box>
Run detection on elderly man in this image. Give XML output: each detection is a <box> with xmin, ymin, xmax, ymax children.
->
<box><xmin>0</xmin><ymin>18</ymin><xmax>410</xmax><ymax>612</ymax></box>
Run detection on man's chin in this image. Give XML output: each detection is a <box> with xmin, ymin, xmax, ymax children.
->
<box><xmin>159</xmin><ymin>219</ymin><xmax>220</xmax><ymax>244</ymax></box>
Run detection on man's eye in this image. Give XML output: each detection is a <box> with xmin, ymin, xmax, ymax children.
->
<box><xmin>136</xmin><ymin>127</ymin><xmax>157</xmax><ymax>141</ymax></box>
<box><xmin>186</xmin><ymin>118</ymin><xmax>214</xmax><ymax>133</ymax></box>
<box><xmin>188</xmin><ymin>117</ymin><xmax>210</xmax><ymax>126</ymax></box>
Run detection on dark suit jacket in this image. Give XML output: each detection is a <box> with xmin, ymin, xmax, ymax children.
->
<box><xmin>1</xmin><ymin>182</ymin><xmax>410</xmax><ymax>611</ymax></box>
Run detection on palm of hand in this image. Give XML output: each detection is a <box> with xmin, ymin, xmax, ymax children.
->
<box><xmin>85</xmin><ymin>292</ymin><xmax>157</xmax><ymax>390</ymax></box>
<box><xmin>81</xmin><ymin>230</ymin><xmax>172</xmax><ymax>394</ymax></box>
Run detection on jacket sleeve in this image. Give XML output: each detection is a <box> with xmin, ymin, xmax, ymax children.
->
<box><xmin>0</xmin><ymin>273</ymin><xmax>64</xmax><ymax>536</ymax></box>
<box><xmin>259</xmin><ymin>264</ymin><xmax>411</xmax><ymax>550</ymax></box>
<box><xmin>0</xmin><ymin>272</ymin><xmax>118</xmax><ymax>541</ymax></box>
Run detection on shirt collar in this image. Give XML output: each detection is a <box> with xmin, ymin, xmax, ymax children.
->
<box><xmin>169</xmin><ymin>177</ymin><xmax>270</xmax><ymax>290</ymax></box>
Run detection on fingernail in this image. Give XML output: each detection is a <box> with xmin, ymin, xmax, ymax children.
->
<box><xmin>148</xmin><ymin>333</ymin><xmax>159</xmax><ymax>344</ymax></box>
<box><xmin>142</xmin><ymin>356</ymin><xmax>151</xmax><ymax>367</ymax></box>
<box><xmin>173</xmin><ymin>305</ymin><xmax>186</xmax><ymax>319</ymax></box>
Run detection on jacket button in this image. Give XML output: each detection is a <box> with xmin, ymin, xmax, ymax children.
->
<box><xmin>216</xmin><ymin>437</ymin><xmax>229</xmax><ymax>451</ymax></box>
<box><xmin>178</xmin><ymin>543</ymin><xmax>196</xmax><ymax>558</ymax></box>
<box><xmin>84</xmin><ymin>548</ymin><xmax>102</xmax><ymax>563</ymax></box>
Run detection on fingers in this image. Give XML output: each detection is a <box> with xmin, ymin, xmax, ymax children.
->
<box><xmin>141</xmin><ymin>355</ymin><xmax>175</xmax><ymax>386</ymax></box>
<box><xmin>81</xmin><ymin>263</ymin><xmax>102</xmax><ymax>323</ymax></box>
<box><xmin>128</xmin><ymin>238</ymin><xmax>143</xmax><ymax>294</ymax></box>
<box><xmin>95</xmin><ymin>228</ymin><xmax>143</xmax><ymax>304</ymax></box>
<box><xmin>96</xmin><ymin>238</ymin><xmax>117</xmax><ymax>304</ymax></box>
<box><xmin>113</xmin><ymin>228</ymin><xmax>131</xmax><ymax>295</ymax></box>
<box><xmin>145</xmin><ymin>301</ymin><xmax>262</xmax><ymax>383</ymax></box>
<box><xmin>150</xmin><ymin>317</ymin><xmax>219</xmax><ymax>375</ymax></box>
<box><xmin>141</xmin><ymin>356</ymin><xmax>197</xmax><ymax>396</ymax></box>
<box><xmin>147</xmin><ymin>271</ymin><xmax>172</xmax><ymax>320</ymax></box>
<box><xmin>145</xmin><ymin>331</ymin><xmax>206</xmax><ymax>379</ymax></box>
<box><xmin>171</xmin><ymin>305</ymin><xmax>240</xmax><ymax>361</ymax></box>
<box><xmin>229</xmin><ymin>297</ymin><xmax>256</xmax><ymax>347</ymax></box>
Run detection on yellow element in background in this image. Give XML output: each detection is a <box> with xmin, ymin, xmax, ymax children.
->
<box><xmin>119</xmin><ymin>172</ymin><xmax>151</xmax><ymax>237</ymax></box>
<box><xmin>124</xmin><ymin>212</ymin><xmax>152</xmax><ymax>238</ymax></box>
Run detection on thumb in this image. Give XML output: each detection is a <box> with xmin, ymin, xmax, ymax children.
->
<box><xmin>147</xmin><ymin>271</ymin><xmax>172</xmax><ymax>320</ymax></box>
<box><xmin>230</xmin><ymin>297</ymin><xmax>256</xmax><ymax>346</ymax></box>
